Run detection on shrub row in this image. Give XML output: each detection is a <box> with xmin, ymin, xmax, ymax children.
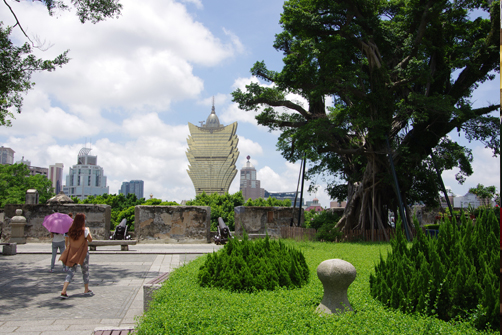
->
<box><xmin>369</xmin><ymin>209</ymin><xmax>500</xmax><ymax>330</ymax></box>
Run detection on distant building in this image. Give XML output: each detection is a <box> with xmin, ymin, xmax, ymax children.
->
<box><xmin>49</xmin><ymin>163</ymin><xmax>64</xmax><ymax>194</ymax></box>
<box><xmin>263</xmin><ymin>190</ymin><xmax>303</xmax><ymax>208</ymax></box>
<box><xmin>119</xmin><ymin>180</ymin><xmax>144</xmax><ymax>199</ymax></box>
<box><xmin>16</xmin><ymin>156</ymin><xmax>48</xmax><ymax>177</ymax></box>
<box><xmin>439</xmin><ymin>196</ymin><xmax>455</xmax><ymax>209</ymax></box>
<box><xmin>239</xmin><ymin>156</ymin><xmax>265</xmax><ymax>201</ymax></box>
<box><xmin>0</xmin><ymin>146</ymin><xmax>14</xmax><ymax>165</ymax></box>
<box><xmin>63</xmin><ymin>147</ymin><xmax>109</xmax><ymax>200</ymax></box>
<box><xmin>453</xmin><ymin>192</ymin><xmax>494</xmax><ymax>208</ymax></box>
<box><xmin>305</xmin><ymin>198</ymin><xmax>323</xmax><ymax>212</ymax></box>
<box><xmin>186</xmin><ymin>102</ymin><xmax>239</xmax><ymax>195</ymax></box>
<box><xmin>330</xmin><ymin>201</ymin><xmax>347</xmax><ymax>208</ymax></box>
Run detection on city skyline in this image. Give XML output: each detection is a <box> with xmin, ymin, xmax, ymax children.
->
<box><xmin>0</xmin><ymin>0</ymin><xmax>498</xmax><ymax>206</ymax></box>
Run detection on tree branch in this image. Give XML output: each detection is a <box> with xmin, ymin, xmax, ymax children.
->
<box><xmin>395</xmin><ymin>0</ymin><xmax>434</xmax><ymax>70</ymax></box>
<box><xmin>253</xmin><ymin>98</ymin><xmax>311</xmax><ymax>119</ymax></box>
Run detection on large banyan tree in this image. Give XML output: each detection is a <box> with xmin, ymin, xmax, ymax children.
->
<box><xmin>232</xmin><ymin>0</ymin><xmax>500</xmax><ymax>235</ymax></box>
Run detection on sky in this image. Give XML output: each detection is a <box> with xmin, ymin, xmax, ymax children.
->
<box><xmin>0</xmin><ymin>0</ymin><xmax>499</xmax><ymax>206</ymax></box>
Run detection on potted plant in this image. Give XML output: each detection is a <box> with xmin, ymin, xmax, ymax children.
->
<box><xmin>467</xmin><ymin>204</ymin><xmax>476</xmax><ymax>219</ymax></box>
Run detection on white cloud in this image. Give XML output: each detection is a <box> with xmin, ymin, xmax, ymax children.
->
<box><xmin>223</xmin><ymin>28</ymin><xmax>245</xmax><ymax>54</ymax></box>
<box><xmin>181</xmin><ymin>0</ymin><xmax>203</xmax><ymax>9</ymax></box>
<box><xmin>198</xmin><ymin>94</ymin><xmax>228</xmax><ymax>107</ymax></box>
<box><xmin>221</xmin><ymin>102</ymin><xmax>259</xmax><ymax>126</ymax></box>
<box><xmin>443</xmin><ymin>145</ymin><xmax>500</xmax><ymax>197</ymax></box>
<box><xmin>237</xmin><ymin>136</ymin><xmax>263</xmax><ymax>163</ymax></box>
<box><xmin>2</xmin><ymin>0</ymin><xmax>242</xmax><ymax>114</ymax></box>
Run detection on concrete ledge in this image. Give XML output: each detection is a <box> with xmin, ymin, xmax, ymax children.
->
<box><xmin>89</xmin><ymin>240</ymin><xmax>137</xmax><ymax>251</ymax></box>
<box><xmin>143</xmin><ymin>272</ymin><xmax>170</xmax><ymax>312</ymax></box>
<box><xmin>1</xmin><ymin>242</ymin><xmax>17</xmax><ymax>255</ymax></box>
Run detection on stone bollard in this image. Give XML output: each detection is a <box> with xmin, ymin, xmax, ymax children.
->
<box><xmin>25</xmin><ymin>189</ymin><xmax>39</xmax><ymax>204</ymax></box>
<box><xmin>3</xmin><ymin>242</ymin><xmax>17</xmax><ymax>255</ymax></box>
<box><xmin>10</xmin><ymin>209</ymin><xmax>27</xmax><ymax>244</ymax></box>
<box><xmin>316</xmin><ymin>259</ymin><xmax>357</xmax><ymax>314</ymax></box>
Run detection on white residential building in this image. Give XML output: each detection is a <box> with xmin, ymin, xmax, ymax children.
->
<box><xmin>63</xmin><ymin>148</ymin><xmax>109</xmax><ymax>200</ymax></box>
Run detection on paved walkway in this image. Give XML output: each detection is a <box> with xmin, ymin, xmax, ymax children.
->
<box><xmin>0</xmin><ymin>243</ymin><xmax>223</xmax><ymax>335</ymax></box>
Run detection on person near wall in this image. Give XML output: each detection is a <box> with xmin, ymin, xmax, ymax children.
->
<box><xmin>59</xmin><ymin>213</ymin><xmax>93</xmax><ymax>298</ymax></box>
<box><xmin>50</xmin><ymin>232</ymin><xmax>66</xmax><ymax>272</ymax></box>
<box><xmin>50</xmin><ymin>213</ymin><xmax>72</xmax><ymax>273</ymax></box>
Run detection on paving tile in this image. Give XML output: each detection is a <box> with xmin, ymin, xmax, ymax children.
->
<box><xmin>66</xmin><ymin>324</ymin><xmax>97</xmax><ymax>331</ymax></box>
<box><xmin>41</xmin><ymin>331</ymin><xmax>90</xmax><ymax>335</ymax></box>
<box><xmin>0</xmin><ymin>327</ymin><xmax>19</xmax><ymax>333</ymax></box>
<box><xmin>3</xmin><ymin>320</ymin><xmax>54</xmax><ymax>327</ymax></box>
<box><xmin>15</xmin><ymin>325</ymin><xmax>68</xmax><ymax>332</ymax></box>
<box><xmin>98</xmin><ymin>319</ymin><xmax>122</xmax><ymax>326</ymax></box>
<box><xmin>53</xmin><ymin>319</ymin><xmax>98</xmax><ymax>325</ymax></box>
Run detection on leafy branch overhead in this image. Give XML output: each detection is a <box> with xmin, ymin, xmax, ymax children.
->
<box><xmin>232</xmin><ymin>0</ymin><xmax>500</xmax><ymax>232</ymax></box>
<box><xmin>0</xmin><ymin>0</ymin><xmax>122</xmax><ymax>126</ymax></box>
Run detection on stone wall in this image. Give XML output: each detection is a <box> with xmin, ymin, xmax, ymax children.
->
<box><xmin>1</xmin><ymin>204</ymin><xmax>111</xmax><ymax>242</ymax></box>
<box><xmin>135</xmin><ymin>206</ymin><xmax>211</xmax><ymax>243</ymax></box>
<box><xmin>234</xmin><ymin>206</ymin><xmax>304</xmax><ymax>238</ymax></box>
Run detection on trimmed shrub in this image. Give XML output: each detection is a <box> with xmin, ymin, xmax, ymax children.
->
<box><xmin>198</xmin><ymin>234</ymin><xmax>309</xmax><ymax>292</ymax></box>
<box><xmin>369</xmin><ymin>209</ymin><xmax>500</xmax><ymax>331</ymax></box>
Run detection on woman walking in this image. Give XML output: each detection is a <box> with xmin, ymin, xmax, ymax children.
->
<box><xmin>59</xmin><ymin>213</ymin><xmax>93</xmax><ymax>298</ymax></box>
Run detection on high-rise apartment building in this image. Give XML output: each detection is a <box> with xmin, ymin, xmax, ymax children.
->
<box><xmin>186</xmin><ymin>103</ymin><xmax>239</xmax><ymax>195</ymax></box>
<box><xmin>0</xmin><ymin>146</ymin><xmax>15</xmax><ymax>165</ymax></box>
<box><xmin>63</xmin><ymin>147</ymin><xmax>109</xmax><ymax>200</ymax></box>
<box><xmin>16</xmin><ymin>156</ymin><xmax>48</xmax><ymax>177</ymax></box>
<box><xmin>49</xmin><ymin>163</ymin><xmax>64</xmax><ymax>194</ymax></box>
<box><xmin>263</xmin><ymin>190</ymin><xmax>304</xmax><ymax>208</ymax></box>
<box><xmin>240</xmin><ymin>156</ymin><xmax>265</xmax><ymax>201</ymax></box>
<box><xmin>119</xmin><ymin>180</ymin><xmax>144</xmax><ymax>199</ymax></box>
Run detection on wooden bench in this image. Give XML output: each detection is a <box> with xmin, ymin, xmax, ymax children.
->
<box><xmin>0</xmin><ymin>242</ymin><xmax>17</xmax><ymax>255</ymax></box>
<box><xmin>88</xmin><ymin>240</ymin><xmax>137</xmax><ymax>251</ymax></box>
<box><xmin>143</xmin><ymin>272</ymin><xmax>170</xmax><ymax>312</ymax></box>
<box><xmin>94</xmin><ymin>327</ymin><xmax>135</xmax><ymax>334</ymax></box>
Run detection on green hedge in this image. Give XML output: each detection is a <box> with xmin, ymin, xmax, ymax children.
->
<box><xmin>369</xmin><ymin>209</ymin><xmax>499</xmax><ymax>331</ymax></box>
<box><xmin>198</xmin><ymin>234</ymin><xmax>309</xmax><ymax>292</ymax></box>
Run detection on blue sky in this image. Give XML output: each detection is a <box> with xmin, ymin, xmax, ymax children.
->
<box><xmin>0</xmin><ymin>0</ymin><xmax>499</xmax><ymax>206</ymax></box>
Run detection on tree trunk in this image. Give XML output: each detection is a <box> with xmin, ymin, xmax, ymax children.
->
<box><xmin>335</xmin><ymin>153</ymin><xmax>412</xmax><ymax>241</ymax></box>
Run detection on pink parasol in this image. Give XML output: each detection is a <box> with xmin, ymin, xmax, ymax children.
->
<box><xmin>43</xmin><ymin>213</ymin><xmax>74</xmax><ymax>234</ymax></box>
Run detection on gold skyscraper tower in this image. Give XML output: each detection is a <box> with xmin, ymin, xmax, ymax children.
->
<box><xmin>186</xmin><ymin>102</ymin><xmax>239</xmax><ymax>195</ymax></box>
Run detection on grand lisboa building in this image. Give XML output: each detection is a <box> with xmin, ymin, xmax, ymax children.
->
<box><xmin>186</xmin><ymin>104</ymin><xmax>239</xmax><ymax>196</ymax></box>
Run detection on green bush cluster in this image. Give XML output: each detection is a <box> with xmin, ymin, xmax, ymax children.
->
<box><xmin>198</xmin><ymin>234</ymin><xmax>309</xmax><ymax>292</ymax></box>
<box><xmin>304</xmin><ymin>210</ymin><xmax>343</xmax><ymax>242</ymax></box>
<box><xmin>186</xmin><ymin>191</ymin><xmax>245</xmax><ymax>231</ymax></box>
<box><xmin>369</xmin><ymin>209</ymin><xmax>500</xmax><ymax>330</ymax></box>
<box><xmin>244</xmin><ymin>196</ymin><xmax>292</xmax><ymax>207</ymax></box>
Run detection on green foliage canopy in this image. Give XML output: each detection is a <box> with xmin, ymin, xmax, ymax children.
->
<box><xmin>1</xmin><ymin>0</ymin><xmax>122</xmax><ymax>126</ymax></box>
<box><xmin>186</xmin><ymin>191</ymin><xmax>245</xmax><ymax>231</ymax></box>
<box><xmin>73</xmin><ymin>193</ymin><xmax>144</xmax><ymax>229</ymax></box>
<box><xmin>0</xmin><ymin>163</ymin><xmax>54</xmax><ymax>206</ymax></box>
<box><xmin>468</xmin><ymin>183</ymin><xmax>497</xmax><ymax>204</ymax></box>
<box><xmin>232</xmin><ymin>0</ymin><xmax>500</xmax><ymax>232</ymax></box>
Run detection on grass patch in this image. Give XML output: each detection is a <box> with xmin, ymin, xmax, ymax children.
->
<box><xmin>136</xmin><ymin>241</ymin><xmax>497</xmax><ymax>334</ymax></box>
